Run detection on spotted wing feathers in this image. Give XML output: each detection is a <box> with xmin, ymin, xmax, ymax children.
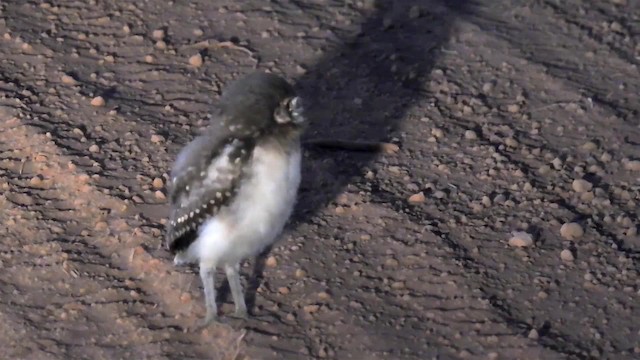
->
<box><xmin>165</xmin><ymin>135</ymin><xmax>254</xmax><ymax>253</ymax></box>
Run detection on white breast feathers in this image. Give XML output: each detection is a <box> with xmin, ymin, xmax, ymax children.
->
<box><xmin>174</xmin><ymin>139</ymin><xmax>302</xmax><ymax>268</ymax></box>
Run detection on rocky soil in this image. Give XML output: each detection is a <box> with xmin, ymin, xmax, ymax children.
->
<box><xmin>0</xmin><ymin>0</ymin><xmax>638</xmax><ymax>359</ymax></box>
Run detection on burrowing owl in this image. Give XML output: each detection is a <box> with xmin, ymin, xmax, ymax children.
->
<box><xmin>165</xmin><ymin>72</ymin><xmax>305</xmax><ymax>327</ymax></box>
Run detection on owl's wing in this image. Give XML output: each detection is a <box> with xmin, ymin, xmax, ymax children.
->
<box><xmin>165</xmin><ymin>133</ymin><xmax>255</xmax><ymax>253</ymax></box>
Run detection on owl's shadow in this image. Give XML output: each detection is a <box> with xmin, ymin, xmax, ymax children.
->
<box><xmin>232</xmin><ymin>0</ymin><xmax>472</xmax><ymax>316</ymax></box>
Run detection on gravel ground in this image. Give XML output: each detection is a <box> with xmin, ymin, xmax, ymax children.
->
<box><xmin>0</xmin><ymin>0</ymin><xmax>638</xmax><ymax>359</ymax></box>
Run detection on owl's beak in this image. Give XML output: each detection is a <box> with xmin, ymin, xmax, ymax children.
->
<box><xmin>289</xmin><ymin>97</ymin><xmax>306</xmax><ymax>125</ymax></box>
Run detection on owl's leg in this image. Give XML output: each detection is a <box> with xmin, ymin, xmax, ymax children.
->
<box><xmin>196</xmin><ymin>265</ymin><xmax>218</xmax><ymax>329</ymax></box>
<box><xmin>224</xmin><ymin>262</ymin><xmax>248</xmax><ymax>319</ymax></box>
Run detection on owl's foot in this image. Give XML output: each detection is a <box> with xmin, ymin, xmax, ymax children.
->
<box><xmin>228</xmin><ymin>308</ymin><xmax>249</xmax><ymax>320</ymax></box>
<box><xmin>190</xmin><ymin>313</ymin><xmax>219</xmax><ymax>332</ymax></box>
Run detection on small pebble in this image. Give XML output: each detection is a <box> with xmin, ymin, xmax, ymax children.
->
<box><xmin>560</xmin><ymin>249</ymin><xmax>575</xmax><ymax>262</ymax></box>
<box><xmin>385</xmin><ymin>258</ymin><xmax>399</xmax><ymax>267</ymax></box>
<box><xmin>95</xmin><ymin>221</ymin><xmax>108</xmax><ymax>231</ymax></box>
<box><xmin>134</xmin><ymin>246</ymin><xmax>146</xmax><ymax>256</ymax></box>
<box><xmin>582</xmin><ymin>141</ymin><xmax>598</xmax><ymax>151</ymax></box>
<box><xmin>381</xmin><ymin>143</ymin><xmax>400</xmax><ymax>154</ymax></box>
<box><xmin>150</xmin><ymin>134</ymin><xmax>165</xmax><ymax>143</ymax></box>
<box><xmin>266</xmin><ymin>256</ymin><xmax>278</xmax><ymax>267</ymax></box>
<box><xmin>278</xmin><ymin>287</ymin><xmax>290</xmax><ymax>295</ymax></box>
<box><xmin>61</xmin><ymin>74</ymin><xmax>77</xmax><ymax>85</ymax></box>
<box><xmin>90</xmin><ymin>96</ymin><xmax>105</xmax><ymax>107</ymax></box>
<box><xmin>470</xmin><ymin>202</ymin><xmax>483</xmax><ymax>213</ymax></box>
<box><xmin>154</xmin><ymin>190</ymin><xmax>166</xmax><ymax>200</ymax></box>
<box><xmin>408</xmin><ymin>192</ymin><xmax>425</xmax><ymax>204</ymax></box>
<box><xmin>560</xmin><ymin>222</ymin><xmax>584</xmax><ymax>240</ymax></box>
<box><xmin>624</xmin><ymin>160</ymin><xmax>640</xmax><ymax>171</ymax></box>
<box><xmin>21</xmin><ymin>43</ymin><xmax>33</xmax><ymax>53</ymax></box>
<box><xmin>572</xmin><ymin>179</ymin><xmax>593</xmax><ymax>193</ymax></box>
<box><xmin>303</xmin><ymin>304</ymin><xmax>319</xmax><ymax>314</ymax></box>
<box><xmin>538</xmin><ymin>165</ymin><xmax>551</xmax><ymax>175</ymax></box>
<box><xmin>507</xmin><ymin>104</ymin><xmax>521</xmax><ymax>113</ymax></box>
<box><xmin>433</xmin><ymin>190</ymin><xmax>446</xmax><ymax>199</ymax></box>
<box><xmin>29</xmin><ymin>176</ymin><xmax>42</xmax><ymax>186</ymax></box>
<box><xmin>152</xmin><ymin>29</ymin><xmax>165</xmax><ymax>40</ymax></box>
<box><xmin>152</xmin><ymin>177</ymin><xmax>164</xmax><ymax>189</ymax></box>
<box><xmin>464</xmin><ymin>130</ymin><xmax>478</xmax><ymax>140</ymax></box>
<box><xmin>180</xmin><ymin>292</ymin><xmax>192</xmax><ymax>303</ymax></box>
<box><xmin>89</xmin><ymin>144</ymin><xmax>100</xmax><ymax>153</ymax></box>
<box><xmin>528</xmin><ymin>328</ymin><xmax>539</xmax><ymax>340</ymax></box>
<box><xmin>34</xmin><ymin>154</ymin><xmax>48</xmax><ymax>162</ymax></box>
<box><xmin>408</xmin><ymin>5</ymin><xmax>421</xmax><ymax>19</ymax></box>
<box><xmin>508</xmin><ymin>231</ymin><xmax>534</xmax><ymax>247</ymax></box>
<box><xmin>294</xmin><ymin>269</ymin><xmax>307</xmax><ymax>278</ymax></box>
<box><xmin>388</xmin><ymin>166</ymin><xmax>402</xmax><ymax>174</ymax></box>
<box><xmin>189</xmin><ymin>53</ymin><xmax>203</xmax><ymax>67</ymax></box>
<box><xmin>295</xmin><ymin>64</ymin><xmax>307</xmax><ymax>75</ymax></box>
<box><xmin>504</xmin><ymin>137</ymin><xmax>518</xmax><ymax>147</ymax></box>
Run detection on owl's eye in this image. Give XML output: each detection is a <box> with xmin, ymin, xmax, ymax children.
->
<box><xmin>274</xmin><ymin>100</ymin><xmax>292</xmax><ymax>124</ymax></box>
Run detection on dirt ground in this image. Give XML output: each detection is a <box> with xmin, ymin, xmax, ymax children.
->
<box><xmin>0</xmin><ymin>0</ymin><xmax>638</xmax><ymax>359</ymax></box>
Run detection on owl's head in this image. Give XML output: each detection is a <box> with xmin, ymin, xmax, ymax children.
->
<box><xmin>218</xmin><ymin>72</ymin><xmax>306</xmax><ymax>132</ymax></box>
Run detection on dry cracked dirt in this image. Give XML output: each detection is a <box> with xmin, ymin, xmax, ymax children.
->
<box><xmin>0</xmin><ymin>0</ymin><xmax>639</xmax><ymax>359</ymax></box>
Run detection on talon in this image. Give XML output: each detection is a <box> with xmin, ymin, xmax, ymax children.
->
<box><xmin>230</xmin><ymin>309</ymin><xmax>249</xmax><ymax>320</ymax></box>
<box><xmin>191</xmin><ymin>314</ymin><xmax>218</xmax><ymax>332</ymax></box>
